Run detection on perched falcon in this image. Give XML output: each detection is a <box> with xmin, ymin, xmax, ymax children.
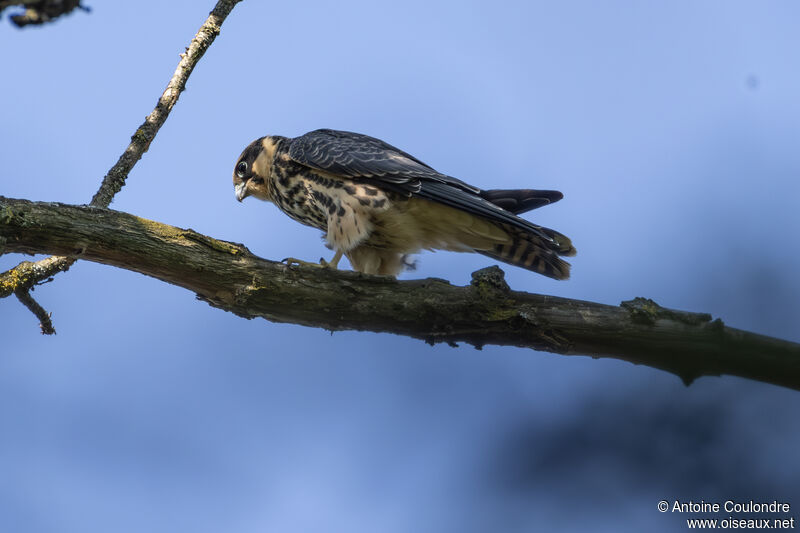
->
<box><xmin>233</xmin><ymin>129</ymin><xmax>575</xmax><ymax>278</ymax></box>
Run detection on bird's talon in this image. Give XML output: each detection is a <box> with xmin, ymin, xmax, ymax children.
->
<box><xmin>282</xmin><ymin>257</ymin><xmax>313</xmax><ymax>268</ymax></box>
<box><xmin>281</xmin><ymin>257</ymin><xmax>331</xmax><ymax>269</ymax></box>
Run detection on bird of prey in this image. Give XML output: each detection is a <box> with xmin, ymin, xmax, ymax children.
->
<box><xmin>233</xmin><ymin>129</ymin><xmax>575</xmax><ymax>278</ymax></box>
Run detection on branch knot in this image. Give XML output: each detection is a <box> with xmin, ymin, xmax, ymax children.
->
<box><xmin>470</xmin><ymin>265</ymin><xmax>510</xmax><ymax>295</ymax></box>
<box><xmin>621</xmin><ymin>297</ymin><xmax>713</xmax><ymax>326</ymax></box>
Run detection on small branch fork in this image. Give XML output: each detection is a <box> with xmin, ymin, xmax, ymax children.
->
<box><xmin>0</xmin><ymin>0</ymin><xmax>243</xmax><ymax>334</ymax></box>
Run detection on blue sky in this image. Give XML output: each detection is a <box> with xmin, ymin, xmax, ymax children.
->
<box><xmin>1</xmin><ymin>1</ymin><xmax>799</xmax><ymax>531</ymax></box>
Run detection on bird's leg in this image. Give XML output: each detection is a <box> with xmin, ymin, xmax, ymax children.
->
<box><xmin>282</xmin><ymin>249</ymin><xmax>342</xmax><ymax>270</ymax></box>
<box><xmin>320</xmin><ymin>249</ymin><xmax>343</xmax><ymax>269</ymax></box>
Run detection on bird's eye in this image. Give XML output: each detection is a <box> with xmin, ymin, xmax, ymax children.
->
<box><xmin>236</xmin><ymin>161</ymin><xmax>248</xmax><ymax>178</ymax></box>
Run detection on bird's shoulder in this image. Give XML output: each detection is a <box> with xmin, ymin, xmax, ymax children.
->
<box><xmin>287</xmin><ymin>129</ymin><xmax>435</xmax><ymax>173</ymax></box>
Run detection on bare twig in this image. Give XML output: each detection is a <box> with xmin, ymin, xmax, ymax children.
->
<box><xmin>90</xmin><ymin>0</ymin><xmax>243</xmax><ymax>208</ymax></box>
<box><xmin>2</xmin><ymin>197</ymin><xmax>799</xmax><ymax>391</ymax></box>
<box><xmin>0</xmin><ymin>0</ymin><xmax>243</xmax><ymax>330</ymax></box>
<box><xmin>14</xmin><ymin>287</ymin><xmax>55</xmax><ymax>334</ymax></box>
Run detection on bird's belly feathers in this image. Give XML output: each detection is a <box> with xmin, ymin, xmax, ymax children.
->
<box><xmin>269</xmin><ymin>171</ymin><xmax>393</xmax><ymax>250</ymax></box>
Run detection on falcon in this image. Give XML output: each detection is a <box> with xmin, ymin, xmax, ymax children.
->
<box><xmin>233</xmin><ymin>129</ymin><xmax>575</xmax><ymax>278</ymax></box>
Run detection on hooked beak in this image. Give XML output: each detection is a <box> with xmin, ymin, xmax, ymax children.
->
<box><xmin>234</xmin><ymin>182</ymin><xmax>248</xmax><ymax>202</ymax></box>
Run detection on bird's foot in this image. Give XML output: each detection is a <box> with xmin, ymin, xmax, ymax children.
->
<box><xmin>281</xmin><ymin>254</ymin><xmax>341</xmax><ymax>270</ymax></box>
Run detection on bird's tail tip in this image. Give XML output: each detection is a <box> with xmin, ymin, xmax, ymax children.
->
<box><xmin>480</xmin><ymin>189</ymin><xmax>564</xmax><ymax>215</ymax></box>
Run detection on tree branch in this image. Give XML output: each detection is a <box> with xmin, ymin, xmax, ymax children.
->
<box><xmin>0</xmin><ymin>0</ymin><xmax>243</xmax><ymax>332</ymax></box>
<box><xmin>90</xmin><ymin>0</ymin><xmax>243</xmax><ymax>208</ymax></box>
<box><xmin>2</xmin><ymin>196</ymin><xmax>799</xmax><ymax>391</ymax></box>
<box><xmin>14</xmin><ymin>287</ymin><xmax>55</xmax><ymax>334</ymax></box>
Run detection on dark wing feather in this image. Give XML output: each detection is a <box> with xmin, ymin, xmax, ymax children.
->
<box><xmin>480</xmin><ymin>189</ymin><xmax>563</xmax><ymax>214</ymax></box>
<box><xmin>288</xmin><ymin>129</ymin><xmax>479</xmax><ymax>193</ymax></box>
<box><xmin>287</xmin><ymin>129</ymin><xmax>560</xmax><ymax>247</ymax></box>
<box><xmin>414</xmin><ymin>182</ymin><xmax>561</xmax><ymax>245</ymax></box>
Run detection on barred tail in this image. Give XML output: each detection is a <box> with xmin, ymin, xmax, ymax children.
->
<box><xmin>479</xmin><ymin>224</ymin><xmax>575</xmax><ymax>280</ymax></box>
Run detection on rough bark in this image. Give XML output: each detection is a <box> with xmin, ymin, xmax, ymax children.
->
<box><xmin>2</xmin><ymin>196</ymin><xmax>799</xmax><ymax>391</ymax></box>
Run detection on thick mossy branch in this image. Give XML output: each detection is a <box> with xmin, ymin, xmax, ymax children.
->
<box><xmin>2</xmin><ymin>196</ymin><xmax>799</xmax><ymax>391</ymax></box>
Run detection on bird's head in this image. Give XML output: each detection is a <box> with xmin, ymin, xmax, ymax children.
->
<box><xmin>233</xmin><ymin>136</ymin><xmax>280</xmax><ymax>202</ymax></box>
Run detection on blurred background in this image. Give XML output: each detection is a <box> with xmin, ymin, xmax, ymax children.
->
<box><xmin>1</xmin><ymin>1</ymin><xmax>799</xmax><ymax>531</ymax></box>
